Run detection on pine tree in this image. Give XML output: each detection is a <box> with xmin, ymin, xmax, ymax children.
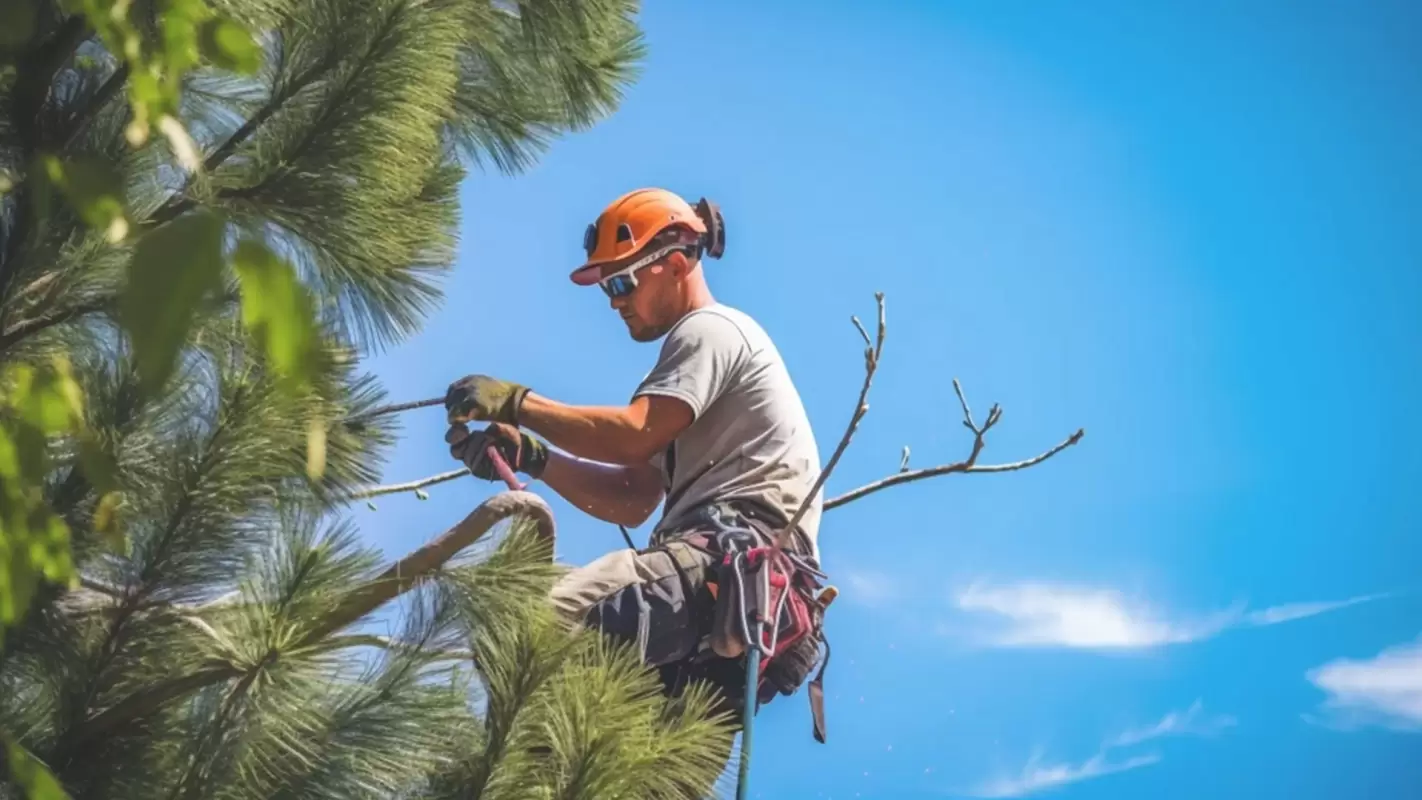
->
<box><xmin>0</xmin><ymin>1</ymin><xmax>737</xmax><ymax>797</ymax></box>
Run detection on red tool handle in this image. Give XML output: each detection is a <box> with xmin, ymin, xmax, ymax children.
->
<box><xmin>485</xmin><ymin>445</ymin><xmax>526</xmax><ymax>491</ymax></box>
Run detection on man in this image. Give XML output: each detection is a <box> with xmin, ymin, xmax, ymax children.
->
<box><xmin>443</xmin><ymin>187</ymin><xmax>823</xmax><ymax>710</ymax></box>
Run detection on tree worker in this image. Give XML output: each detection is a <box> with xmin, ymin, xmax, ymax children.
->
<box><xmin>442</xmin><ymin>187</ymin><xmax>824</xmax><ymax>718</ymax></box>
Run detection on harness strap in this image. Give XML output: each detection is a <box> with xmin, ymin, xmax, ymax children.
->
<box><xmin>808</xmin><ymin>636</ymin><xmax>830</xmax><ymax>743</ymax></box>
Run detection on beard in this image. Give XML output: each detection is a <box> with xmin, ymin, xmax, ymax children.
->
<box><xmin>627</xmin><ymin>316</ymin><xmax>673</xmax><ymax>342</ymax></box>
<box><xmin>623</xmin><ymin>295</ymin><xmax>677</xmax><ymax>342</ymax></box>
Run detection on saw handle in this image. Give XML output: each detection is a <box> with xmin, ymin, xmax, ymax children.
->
<box><xmin>484</xmin><ymin>445</ymin><xmax>526</xmax><ymax>491</ymax></box>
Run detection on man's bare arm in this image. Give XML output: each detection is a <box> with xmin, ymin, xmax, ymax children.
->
<box><xmin>517</xmin><ymin>392</ymin><xmax>692</xmax><ymax>466</ymax></box>
<box><xmin>538</xmin><ymin>450</ymin><xmax>665</xmax><ymax>528</ymax></box>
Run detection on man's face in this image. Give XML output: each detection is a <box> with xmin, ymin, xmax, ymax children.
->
<box><xmin>604</xmin><ymin>255</ymin><xmax>680</xmax><ymax>342</ymax></box>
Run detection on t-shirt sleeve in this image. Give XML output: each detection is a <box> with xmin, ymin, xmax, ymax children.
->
<box><xmin>633</xmin><ymin>311</ymin><xmax>745</xmax><ymax>419</ymax></box>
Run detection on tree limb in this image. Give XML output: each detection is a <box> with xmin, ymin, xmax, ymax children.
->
<box><xmin>823</xmin><ymin>426</ymin><xmax>1085</xmax><ymax>510</ymax></box>
<box><xmin>0</xmin><ymin>295</ymin><xmax>113</xmax><ymax>352</ymax></box>
<box><xmin>63</xmin><ymin>490</ymin><xmax>554</xmax><ymax>750</ymax></box>
<box><xmin>62</xmin><ymin>63</ymin><xmax>129</xmax><ymax>152</ymax></box>
<box><xmin>822</xmin><ymin>375</ymin><xmax>1084</xmax><ymax>510</ymax></box>
<box><xmin>775</xmin><ymin>292</ymin><xmax>885</xmax><ymax>549</ymax></box>
<box><xmin>339</xmin><ymin>293</ymin><xmax>1086</xmax><ymax>517</ymax></box>
<box><xmin>306</xmin><ymin>634</ymin><xmax>477</xmax><ymax>664</ymax></box>
<box><xmin>346</xmin><ymin>468</ymin><xmax>469</xmax><ymax>500</ymax></box>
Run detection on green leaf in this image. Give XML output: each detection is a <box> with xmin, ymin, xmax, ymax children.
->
<box><xmin>38</xmin><ymin>155</ymin><xmax>130</xmax><ymax>243</ymax></box>
<box><xmin>2</xmin><ymin>732</ymin><xmax>69</xmax><ymax>800</ymax></box>
<box><xmin>118</xmin><ymin>211</ymin><xmax>226</xmax><ymax>395</ymax></box>
<box><xmin>232</xmin><ymin>239</ymin><xmax>321</xmax><ymax>393</ymax></box>
<box><xmin>199</xmin><ymin>16</ymin><xmax>261</xmax><ymax>74</ymax></box>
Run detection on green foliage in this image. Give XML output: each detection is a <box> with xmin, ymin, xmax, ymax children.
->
<box><xmin>0</xmin><ymin>358</ymin><xmax>83</xmax><ymax>645</ymax></box>
<box><xmin>0</xmin><ymin>2</ymin><xmax>737</xmax><ymax>799</ymax></box>
<box><xmin>2</xmin><ymin>733</ymin><xmax>66</xmax><ymax>800</ymax></box>
<box><xmin>117</xmin><ymin>210</ymin><xmax>227</xmax><ymax>395</ymax></box>
<box><xmin>61</xmin><ymin>0</ymin><xmax>259</xmax><ymax>153</ymax></box>
<box><xmin>231</xmin><ymin>240</ymin><xmax>319</xmax><ymax>396</ymax></box>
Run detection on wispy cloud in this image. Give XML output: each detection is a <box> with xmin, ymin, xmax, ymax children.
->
<box><xmin>970</xmin><ymin>752</ymin><xmax>1160</xmax><ymax>798</ymax></box>
<box><xmin>1107</xmin><ymin>699</ymin><xmax>1237</xmax><ymax>748</ymax></box>
<box><xmin>953</xmin><ymin>581</ymin><xmax>1385</xmax><ymax>650</ymax></box>
<box><xmin>1305</xmin><ymin>635</ymin><xmax>1422</xmax><ymax>731</ymax></box>
<box><xmin>967</xmin><ymin>700</ymin><xmax>1232</xmax><ymax>797</ymax></box>
<box><xmin>1243</xmin><ymin>594</ymin><xmax>1386</xmax><ymax>626</ymax></box>
<box><xmin>842</xmin><ymin>569</ymin><xmax>898</xmax><ymax>607</ymax></box>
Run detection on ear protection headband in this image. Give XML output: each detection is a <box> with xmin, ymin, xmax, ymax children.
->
<box><xmin>694</xmin><ymin>197</ymin><xmax>726</xmax><ymax>260</ymax></box>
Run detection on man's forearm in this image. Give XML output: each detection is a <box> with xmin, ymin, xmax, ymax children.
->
<box><xmin>538</xmin><ymin>450</ymin><xmax>664</xmax><ymax>528</ymax></box>
<box><xmin>517</xmin><ymin>391</ymin><xmax>666</xmax><ymax>465</ymax></box>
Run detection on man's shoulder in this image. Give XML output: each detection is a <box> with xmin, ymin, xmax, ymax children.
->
<box><xmin>665</xmin><ymin>303</ymin><xmax>763</xmax><ymax>348</ymax></box>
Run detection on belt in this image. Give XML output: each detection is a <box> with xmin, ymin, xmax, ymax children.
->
<box><xmin>655</xmin><ymin>498</ymin><xmax>815</xmax><ymax>563</ymax></box>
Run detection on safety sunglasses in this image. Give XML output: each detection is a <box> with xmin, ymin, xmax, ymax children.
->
<box><xmin>595</xmin><ymin>244</ymin><xmax>687</xmax><ymax>299</ymax></box>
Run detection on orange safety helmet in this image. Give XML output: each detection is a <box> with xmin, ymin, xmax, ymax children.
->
<box><xmin>570</xmin><ymin>187</ymin><xmax>725</xmax><ymax>286</ymax></box>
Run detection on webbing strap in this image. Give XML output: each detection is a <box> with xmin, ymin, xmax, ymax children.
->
<box><xmin>808</xmin><ymin>637</ymin><xmax>830</xmax><ymax>743</ymax></box>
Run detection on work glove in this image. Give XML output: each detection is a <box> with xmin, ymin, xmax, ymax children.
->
<box><xmin>445</xmin><ymin>422</ymin><xmax>549</xmax><ymax>481</ymax></box>
<box><xmin>444</xmin><ymin>374</ymin><xmax>529</xmax><ymax>426</ymax></box>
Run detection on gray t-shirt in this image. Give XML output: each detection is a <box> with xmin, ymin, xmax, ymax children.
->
<box><xmin>633</xmin><ymin>303</ymin><xmax>823</xmax><ymax>558</ymax></box>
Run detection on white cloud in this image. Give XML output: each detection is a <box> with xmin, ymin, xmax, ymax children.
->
<box><xmin>1305</xmin><ymin>635</ymin><xmax>1422</xmax><ymax>730</ymax></box>
<box><xmin>953</xmin><ymin>581</ymin><xmax>1385</xmax><ymax>650</ymax></box>
<box><xmin>1107</xmin><ymin>699</ymin><xmax>1237</xmax><ymax>747</ymax></box>
<box><xmin>970</xmin><ymin>752</ymin><xmax>1160</xmax><ymax>798</ymax></box>
<box><xmin>968</xmin><ymin>701</ymin><xmax>1232</xmax><ymax>797</ymax></box>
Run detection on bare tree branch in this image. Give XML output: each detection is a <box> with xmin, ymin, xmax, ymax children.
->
<box><xmin>775</xmin><ymin>292</ymin><xmax>885</xmax><ymax>550</ymax></box>
<box><xmin>823</xmin><ymin>376</ymin><xmax>1085</xmax><ymax>510</ymax></box>
<box><xmin>339</xmin><ymin>291</ymin><xmax>1086</xmax><ymax>520</ymax></box>
<box><xmin>309</xmin><ymin>634</ymin><xmax>476</xmax><ymax>664</ymax></box>
<box><xmin>346</xmin><ymin>468</ymin><xmax>468</xmax><ymax>500</ymax></box>
<box><xmin>344</xmin><ymin>396</ymin><xmax>444</xmax><ymax>425</ymax></box>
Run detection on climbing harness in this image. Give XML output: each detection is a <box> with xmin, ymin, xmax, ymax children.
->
<box><xmin>644</xmin><ymin>502</ymin><xmax>836</xmax><ymax>800</ymax></box>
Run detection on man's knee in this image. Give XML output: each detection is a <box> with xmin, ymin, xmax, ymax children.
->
<box><xmin>550</xmin><ymin>548</ymin><xmax>642</xmax><ymax>626</ymax></box>
<box><xmin>551</xmin><ymin>541</ymin><xmax>717</xmax><ymax>667</ymax></box>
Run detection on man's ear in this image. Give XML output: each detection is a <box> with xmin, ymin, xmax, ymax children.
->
<box><xmin>666</xmin><ymin>250</ymin><xmax>691</xmax><ymax>278</ymax></box>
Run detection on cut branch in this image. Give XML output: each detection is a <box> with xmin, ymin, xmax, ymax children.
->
<box><xmin>65</xmin><ymin>491</ymin><xmax>554</xmax><ymax>751</ymax></box>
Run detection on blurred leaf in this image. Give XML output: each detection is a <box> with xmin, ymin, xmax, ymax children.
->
<box><xmin>306</xmin><ymin>415</ymin><xmax>327</xmax><ymax>481</ymax></box>
<box><xmin>118</xmin><ymin>211</ymin><xmax>227</xmax><ymax>395</ymax></box>
<box><xmin>38</xmin><ymin>155</ymin><xmax>130</xmax><ymax>243</ymax></box>
<box><xmin>157</xmin><ymin>115</ymin><xmax>202</xmax><ymax>172</ymax></box>
<box><xmin>0</xmin><ymin>1</ymin><xmax>37</xmax><ymax>51</ymax></box>
<box><xmin>3</xmin><ymin>732</ymin><xmax>70</xmax><ymax>800</ymax></box>
<box><xmin>233</xmin><ymin>239</ymin><xmax>321</xmax><ymax>393</ymax></box>
<box><xmin>199</xmin><ymin>16</ymin><xmax>261</xmax><ymax>73</ymax></box>
<box><xmin>92</xmin><ymin>491</ymin><xmax>123</xmax><ymax>543</ymax></box>
<box><xmin>0</xmin><ymin>359</ymin><xmax>84</xmax><ymax>647</ymax></box>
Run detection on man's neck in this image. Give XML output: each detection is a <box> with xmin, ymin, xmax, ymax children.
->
<box><xmin>683</xmin><ymin>273</ymin><xmax>715</xmax><ymax>313</ymax></box>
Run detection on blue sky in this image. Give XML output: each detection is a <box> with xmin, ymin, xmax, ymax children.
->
<box><xmin>350</xmin><ymin>2</ymin><xmax>1421</xmax><ymax>797</ymax></box>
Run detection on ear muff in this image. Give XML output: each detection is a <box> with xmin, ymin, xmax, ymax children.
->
<box><xmin>583</xmin><ymin>222</ymin><xmax>598</xmax><ymax>257</ymax></box>
<box><xmin>694</xmin><ymin>198</ymin><xmax>725</xmax><ymax>259</ymax></box>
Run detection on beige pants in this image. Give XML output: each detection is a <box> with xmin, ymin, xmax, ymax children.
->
<box><xmin>549</xmin><ymin>538</ymin><xmax>718</xmax><ymax>627</ymax></box>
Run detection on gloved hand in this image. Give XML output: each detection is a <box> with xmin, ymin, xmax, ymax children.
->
<box><xmin>445</xmin><ymin>422</ymin><xmax>549</xmax><ymax>481</ymax></box>
<box><xmin>444</xmin><ymin>374</ymin><xmax>529</xmax><ymax>425</ymax></box>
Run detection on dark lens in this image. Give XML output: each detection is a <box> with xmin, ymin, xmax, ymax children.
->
<box><xmin>602</xmin><ymin>275</ymin><xmax>635</xmax><ymax>298</ymax></box>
